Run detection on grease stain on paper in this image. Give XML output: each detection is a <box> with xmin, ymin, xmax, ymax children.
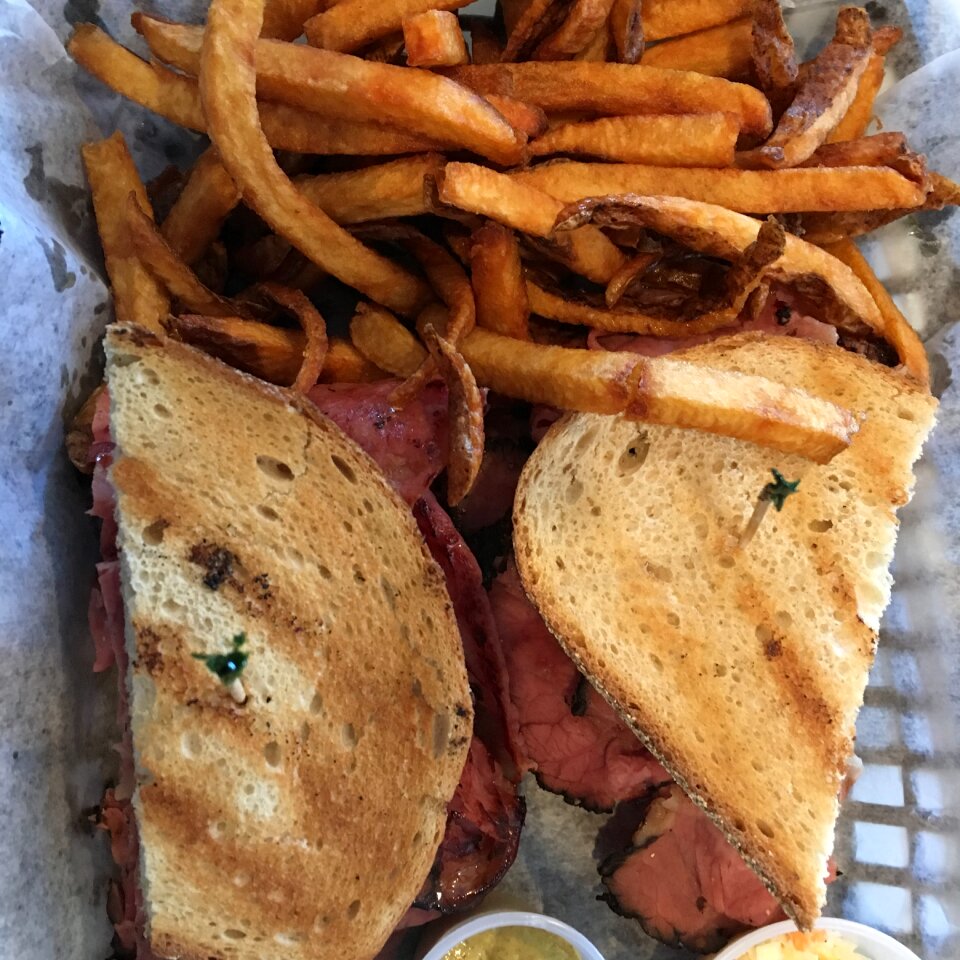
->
<box><xmin>63</xmin><ymin>0</ymin><xmax>105</xmax><ymax>29</ymax></box>
<box><xmin>23</xmin><ymin>144</ymin><xmax>87</xmax><ymax>240</ymax></box>
<box><xmin>37</xmin><ymin>237</ymin><xmax>77</xmax><ymax>292</ymax></box>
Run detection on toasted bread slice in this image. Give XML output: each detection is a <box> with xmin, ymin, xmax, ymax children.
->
<box><xmin>104</xmin><ymin>325</ymin><xmax>472</xmax><ymax>960</ymax></box>
<box><xmin>514</xmin><ymin>334</ymin><xmax>935</xmax><ymax>928</ymax></box>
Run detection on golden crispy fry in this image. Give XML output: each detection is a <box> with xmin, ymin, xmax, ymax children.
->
<box><xmin>739</xmin><ymin>8</ymin><xmax>872</xmax><ymax>169</ymax></box>
<box><xmin>502</xmin><ymin>0</ymin><xmax>566</xmax><ymax>62</ymax></box>
<box><xmin>514</xmin><ymin>161</ymin><xmax>927</xmax><ymax>212</ymax></box>
<box><xmin>462</xmin><ymin>16</ymin><xmax>503</xmax><ymax>64</ymax></box>
<box><xmin>609</xmin><ymin>0</ymin><xmax>643</xmax><ymax>63</ymax></box>
<box><xmin>305</xmin><ymin>0</ymin><xmax>474</xmax><ymax>52</ymax></box>
<box><xmin>751</xmin><ymin>0</ymin><xmax>798</xmax><ymax>115</ymax></box>
<box><xmin>81</xmin><ymin>133</ymin><xmax>168</xmax><ymax>331</ymax></box>
<box><xmin>443</xmin><ymin>62</ymin><xmax>772</xmax><ymax>137</ymax></box>
<box><xmin>528</xmin><ymin>113</ymin><xmax>739</xmax><ymax>166</ymax></box>
<box><xmin>437</xmin><ymin>162</ymin><xmax>626</xmax><ymax>283</ymax></box>
<box><xmin>422</xmin><ymin>325</ymin><xmax>485</xmax><ymax>505</ymax></box>
<box><xmin>574</xmin><ymin>20</ymin><xmax>611</xmax><ymax>61</ymax></box>
<box><xmin>72</xmin><ymin>26</ymin><xmax>434</xmax><ymax>155</ymax></box>
<box><xmin>200</xmin><ymin>0</ymin><xmax>429</xmax><ymax>315</ymax></box>
<box><xmin>253</xmin><ymin>282</ymin><xmax>329</xmax><ymax>391</ymax></box>
<box><xmin>801</xmin><ymin>133</ymin><xmax>924</xmax><ymax>182</ymax></box>
<box><xmin>642</xmin><ymin>0</ymin><xmax>750</xmax><ymax>42</ymax></box>
<box><xmin>262</xmin><ymin>0</ymin><xmax>332</xmax><ymax>39</ymax></box>
<box><xmin>160</xmin><ymin>147</ymin><xmax>240</xmax><ymax>265</ymax></box>
<box><xmin>296</xmin><ymin>154</ymin><xmax>443</xmax><ymax>223</ymax></box>
<box><xmin>350</xmin><ymin>302</ymin><xmax>426</xmax><ymax>377</ymax></box>
<box><xmin>461</xmin><ymin>328</ymin><xmax>856</xmax><ymax>461</ymax></box>
<box><xmin>135</xmin><ymin>16</ymin><xmax>523</xmax><ymax>165</ymax></box>
<box><xmin>66</xmin><ymin>384</ymin><xmax>106</xmax><ymax>473</ymax></box>
<box><xmin>535</xmin><ymin>0</ymin><xmax>617</xmax><ymax>61</ymax></box>
<box><xmin>800</xmin><ymin>172</ymin><xmax>960</xmax><ymax>244</ymax></box>
<box><xmin>640</xmin><ymin>17</ymin><xmax>752</xmax><ymax>78</ymax></box>
<box><xmin>821</xmin><ymin>239</ymin><xmax>929</xmax><ymax>386</ymax></box>
<box><xmin>826</xmin><ymin>51</ymin><xmax>884</xmax><ymax>142</ymax></box>
<box><xmin>469</xmin><ymin>223</ymin><xmax>530</xmax><ymax>339</ymax></box>
<box><xmin>403</xmin><ymin>10</ymin><xmax>468</xmax><ymax>67</ymax></box>
<box><xmin>553</xmin><ymin>194</ymin><xmax>887</xmax><ymax>336</ymax></box>
<box><xmin>125</xmin><ymin>193</ymin><xmax>237</xmax><ymax>317</ymax></box>
<box><xmin>323</xmin><ymin>338</ymin><xmax>386</xmax><ymax>382</ymax></box>
<box><xmin>485</xmin><ymin>95</ymin><xmax>549</xmax><ymax>139</ymax></box>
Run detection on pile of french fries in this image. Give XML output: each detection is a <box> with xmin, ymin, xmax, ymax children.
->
<box><xmin>69</xmin><ymin>0</ymin><xmax>958</xmax><ymax>501</ymax></box>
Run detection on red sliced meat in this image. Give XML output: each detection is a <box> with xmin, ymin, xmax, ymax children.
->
<box><xmin>490</xmin><ymin>562</ymin><xmax>669</xmax><ymax>812</ymax></box>
<box><xmin>413</xmin><ymin>493</ymin><xmax>525</xmax><ymax>914</ymax></box>
<box><xmin>600</xmin><ymin>784</ymin><xmax>785</xmax><ymax>954</ymax></box>
<box><xmin>308</xmin><ymin>380</ymin><xmax>448</xmax><ymax>505</ymax></box>
<box><xmin>452</xmin><ymin>443</ymin><xmax>526</xmax><ymax>535</ymax></box>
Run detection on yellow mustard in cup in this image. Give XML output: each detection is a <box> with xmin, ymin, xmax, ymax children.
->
<box><xmin>441</xmin><ymin>925</ymin><xmax>581</xmax><ymax>960</ymax></box>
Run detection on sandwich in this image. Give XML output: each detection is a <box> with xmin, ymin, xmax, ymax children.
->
<box><xmin>511</xmin><ymin>332</ymin><xmax>937</xmax><ymax>937</ymax></box>
<box><xmin>88</xmin><ymin>324</ymin><xmax>476</xmax><ymax>959</ymax></box>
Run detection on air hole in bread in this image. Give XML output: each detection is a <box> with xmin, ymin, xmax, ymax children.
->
<box><xmin>665</xmin><ymin>612</ymin><xmax>680</xmax><ymax>627</ymax></box>
<box><xmin>318</xmin><ymin>564</ymin><xmax>332</xmax><ymax>580</ymax></box>
<box><xmin>153</xmin><ymin>403</ymin><xmax>172</xmax><ymax>419</ymax></box>
<box><xmin>142</xmin><ymin>519</ymin><xmax>166</xmax><ymax>545</ymax></box>
<box><xmin>330</xmin><ymin>454</ymin><xmax>358</xmax><ymax>483</ymax></box>
<box><xmin>432</xmin><ymin>712</ymin><xmax>451</xmax><ymax>758</ymax></box>
<box><xmin>287</xmin><ymin>547</ymin><xmax>305</xmax><ymax>567</ymax></box>
<box><xmin>649</xmin><ymin>653</ymin><xmax>663</xmax><ymax>671</ymax></box>
<box><xmin>223</xmin><ymin>928</ymin><xmax>247</xmax><ymax>940</ymax></box>
<box><xmin>264</xmin><ymin>741</ymin><xmax>281</xmax><ymax>767</ymax></box>
<box><xmin>757</xmin><ymin>819</ymin><xmax>776</xmax><ymax>839</ymax></box>
<box><xmin>341</xmin><ymin>723</ymin><xmax>358</xmax><ymax>750</ymax></box>
<box><xmin>381</xmin><ymin>575</ymin><xmax>398</xmax><ymax>609</ymax></box>
<box><xmin>732</xmin><ymin>818</ymin><xmax>745</xmax><ymax>833</ymax></box>
<box><xmin>897</xmin><ymin>408</ymin><xmax>916</xmax><ymax>422</ymax></box>
<box><xmin>256</xmin><ymin>454</ymin><xmax>295</xmax><ymax>483</ymax></box>
<box><xmin>775</xmin><ymin>610</ymin><xmax>792</xmax><ymax>629</ymax></box>
<box><xmin>617</xmin><ymin>434</ymin><xmax>650</xmax><ymax>476</ymax></box>
<box><xmin>565</xmin><ymin>478</ymin><xmax>584</xmax><ymax>503</ymax></box>
<box><xmin>181</xmin><ymin>731</ymin><xmax>202</xmax><ymax>759</ymax></box>
<box><xmin>413</xmin><ymin>830</ymin><xmax>423</xmax><ymax>846</ymax></box>
<box><xmin>346</xmin><ymin>900</ymin><xmax>361</xmax><ymax>920</ymax></box>
<box><xmin>162</xmin><ymin>597</ymin><xmax>184</xmax><ymax>616</ymax></box>
<box><xmin>714</xmin><ymin>663</ymin><xmax>727</xmax><ymax>678</ymax></box>
<box><xmin>575</xmin><ymin>426</ymin><xmax>598</xmax><ymax>451</ymax></box>
<box><xmin>555</xmin><ymin>556</ymin><xmax>565</xmax><ymax>570</ymax></box>
<box><xmin>353</xmin><ymin>566</ymin><xmax>366</xmax><ymax>584</ymax></box>
<box><xmin>590</xmin><ymin>505</ymin><xmax>601</xmax><ymax>516</ymax></box>
<box><xmin>275</xmin><ymin>932</ymin><xmax>306</xmax><ymax>946</ymax></box>
<box><xmin>309</xmin><ymin>691</ymin><xmax>324</xmax><ymax>715</ymax></box>
<box><xmin>808</xmin><ymin>518</ymin><xmax>833</xmax><ymax>533</ymax></box>
<box><xmin>343</xmin><ymin>519</ymin><xmax>354</xmax><ymax>533</ymax></box>
<box><xmin>718</xmin><ymin>555</ymin><xmax>735</xmax><ymax>569</ymax></box>
<box><xmin>257</xmin><ymin>504</ymin><xmax>280</xmax><ymax>522</ymax></box>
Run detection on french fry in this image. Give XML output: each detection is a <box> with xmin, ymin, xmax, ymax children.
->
<box><xmin>640</xmin><ymin>17</ymin><xmax>752</xmax><ymax>78</ymax></box>
<box><xmin>305</xmin><ymin>0</ymin><xmax>474</xmax><ymax>52</ymax></box>
<box><xmin>296</xmin><ymin>155</ymin><xmax>443</xmax><ymax>223</ymax></box>
<box><xmin>253</xmin><ymin>282</ymin><xmax>329</xmax><ymax>391</ymax></box>
<box><xmin>534</xmin><ymin>0</ymin><xmax>617</xmax><ymax>61</ymax></box>
<box><xmin>81</xmin><ymin>133</ymin><xmax>168</xmax><ymax>332</ymax></box>
<box><xmin>351</xmin><ymin>302</ymin><xmax>425</xmax><ymax>377</ymax></box>
<box><xmin>200</xmin><ymin>0</ymin><xmax>430</xmax><ymax>316</ymax></box>
<box><xmin>642</xmin><ymin>0</ymin><xmax>750</xmax><ymax>42</ymax></box>
<box><xmin>125</xmin><ymin>194</ymin><xmax>240</xmax><ymax>318</ymax></box>
<box><xmin>751</xmin><ymin>0</ymin><xmax>798</xmax><ymax>116</ymax></box>
<box><xmin>437</xmin><ymin>162</ymin><xmax>626</xmax><ymax>283</ymax></box>
<box><xmin>322</xmin><ymin>337</ymin><xmax>386</xmax><ymax>382</ymax></box>
<box><xmin>501</xmin><ymin>0</ymin><xmax>568</xmax><ymax>62</ymax></box>
<box><xmin>469</xmin><ymin>223</ymin><xmax>530</xmax><ymax>340</ymax></box>
<box><xmin>609</xmin><ymin>0</ymin><xmax>643</xmax><ymax>64</ymax></box>
<box><xmin>160</xmin><ymin>148</ymin><xmax>240</xmax><ymax>265</ymax></box>
<box><xmin>574</xmin><ymin>20</ymin><xmax>612</xmax><ymax>61</ymax></box>
<box><xmin>528</xmin><ymin>113</ymin><xmax>739</xmax><ymax>166</ymax></box>
<box><xmin>134</xmin><ymin>15</ymin><xmax>524</xmax><ymax>165</ymax></box>
<box><xmin>422</xmin><ymin>325</ymin><xmax>485</xmax><ymax>505</ymax></box>
<box><xmin>821</xmin><ymin>240</ymin><xmax>929</xmax><ymax>386</ymax></box>
<box><xmin>484</xmin><ymin>95</ymin><xmax>549</xmax><ymax>139</ymax></box>
<box><xmin>739</xmin><ymin>8</ymin><xmax>872</xmax><ymax>169</ymax></box>
<box><xmin>70</xmin><ymin>26</ymin><xmax>436</xmax><ymax>155</ymax></box>
<box><xmin>826</xmin><ymin>51</ymin><xmax>884</xmax><ymax>142</ymax></box>
<box><xmin>443</xmin><ymin>62</ymin><xmax>772</xmax><ymax>137</ymax></box>
<box><xmin>513</xmin><ymin>161</ymin><xmax>928</xmax><ymax>212</ymax></box>
<box><xmin>403</xmin><ymin>10</ymin><xmax>468</xmax><ymax>67</ymax></box>
<box><xmin>262</xmin><ymin>0</ymin><xmax>332</xmax><ymax>39</ymax></box>
<box><xmin>801</xmin><ymin>133</ymin><xmax>924</xmax><ymax>183</ymax></box>
<box><xmin>461</xmin><ymin>16</ymin><xmax>503</xmax><ymax>64</ymax></box>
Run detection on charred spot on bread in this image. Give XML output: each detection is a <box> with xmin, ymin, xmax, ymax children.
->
<box><xmin>189</xmin><ymin>540</ymin><xmax>237</xmax><ymax>590</ymax></box>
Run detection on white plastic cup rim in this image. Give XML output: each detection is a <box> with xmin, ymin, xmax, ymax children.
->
<box><xmin>711</xmin><ymin>917</ymin><xmax>924</xmax><ymax>960</ymax></box>
<box><xmin>419</xmin><ymin>910</ymin><xmax>606</xmax><ymax>960</ymax></box>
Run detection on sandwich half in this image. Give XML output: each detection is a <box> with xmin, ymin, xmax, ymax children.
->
<box><xmin>97</xmin><ymin>324</ymin><xmax>472</xmax><ymax>959</ymax></box>
<box><xmin>513</xmin><ymin>333</ymin><xmax>935</xmax><ymax>927</ymax></box>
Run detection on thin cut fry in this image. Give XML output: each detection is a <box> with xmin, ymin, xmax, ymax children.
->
<box><xmin>438</xmin><ymin>162</ymin><xmax>626</xmax><ymax>283</ymax></box>
<box><xmin>642</xmin><ymin>0</ymin><xmax>750</xmax><ymax>42</ymax></box>
<box><xmin>350</xmin><ymin>302</ymin><xmax>425</xmax><ymax>377</ymax></box>
<box><xmin>535</xmin><ymin>0</ymin><xmax>617</xmax><ymax>61</ymax></box>
<box><xmin>403</xmin><ymin>10</ymin><xmax>468</xmax><ymax>67</ymax></box>
<box><xmin>640</xmin><ymin>17</ymin><xmax>752</xmax><ymax>78</ymax></box>
<box><xmin>528</xmin><ymin>113</ymin><xmax>739</xmax><ymax>166</ymax></box>
<box><xmin>739</xmin><ymin>8</ymin><xmax>872</xmax><ymax>169</ymax></box>
<box><xmin>305</xmin><ymin>0</ymin><xmax>474</xmax><ymax>52</ymax></box>
<box><xmin>125</xmin><ymin>193</ymin><xmax>238</xmax><ymax>317</ymax></box>
<box><xmin>801</xmin><ymin>133</ymin><xmax>924</xmax><ymax>182</ymax></box>
<box><xmin>469</xmin><ymin>222</ymin><xmax>530</xmax><ymax>339</ymax></box>
<box><xmin>444</xmin><ymin>62</ymin><xmax>772</xmax><ymax>137</ymax></box>
<box><xmin>81</xmin><ymin>133</ymin><xmax>168</xmax><ymax>331</ymax></box>
<box><xmin>751</xmin><ymin>0</ymin><xmax>798</xmax><ymax>116</ymax></box>
<box><xmin>821</xmin><ymin>240</ymin><xmax>929</xmax><ymax>385</ymax></box>
<box><xmin>71</xmin><ymin>26</ymin><xmax>435</xmax><ymax>156</ymax></box>
<box><xmin>253</xmin><ymin>282</ymin><xmax>329</xmax><ymax>391</ymax></box>
<box><xmin>296</xmin><ymin>154</ymin><xmax>443</xmax><ymax>223</ymax></box>
<box><xmin>826</xmin><ymin>51</ymin><xmax>884</xmax><ymax>142</ymax></box>
<box><xmin>160</xmin><ymin>147</ymin><xmax>240</xmax><ymax>265</ymax></box>
<box><xmin>135</xmin><ymin>15</ymin><xmax>524</xmax><ymax>165</ymax></box>
<box><xmin>322</xmin><ymin>338</ymin><xmax>385</xmax><ymax>382</ymax></box>
<box><xmin>501</xmin><ymin>0</ymin><xmax>566</xmax><ymax>62</ymax></box>
<box><xmin>609</xmin><ymin>0</ymin><xmax>643</xmax><ymax>64</ymax></box>
<box><xmin>200</xmin><ymin>0</ymin><xmax>429</xmax><ymax>315</ymax></box>
<box><xmin>262</xmin><ymin>0</ymin><xmax>330</xmax><ymax>39</ymax></box>
<box><xmin>485</xmin><ymin>95</ymin><xmax>549</xmax><ymax>139</ymax></box>
<box><xmin>422</xmin><ymin>325</ymin><xmax>485</xmax><ymax>505</ymax></box>
<box><xmin>574</xmin><ymin>20</ymin><xmax>611</xmax><ymax>61</ymax></box>
<box><xmin>513</xmin><ymin>161</ymin><xmax>928</xmax><ymax>212</ymax></box>
<box><xmin>462</xmin><ymin>16</ymin><xmax>503</xmax><ymax>64</ymax></box>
